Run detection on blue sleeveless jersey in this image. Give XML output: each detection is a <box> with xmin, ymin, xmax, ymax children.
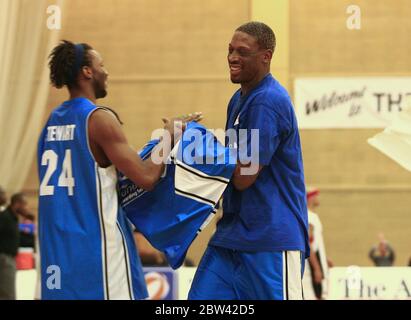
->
<box><xmin>118</xmin><ymin>122</ymin><xmax>236</xmax><ymax>269</ymax></box>
<box><xmin>37</xmin><ymin>97</ymin><xmax>147</xmax><ymax>300</ymax></box>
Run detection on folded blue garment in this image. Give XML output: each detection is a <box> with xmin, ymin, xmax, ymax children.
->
<box><xmin>118</xmin><ymin>122</ymin><xmax>236</xmax><ymax>269</ymax></box>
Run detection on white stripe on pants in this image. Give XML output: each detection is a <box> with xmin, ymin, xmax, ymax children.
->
<box><xmin>282</xmin><ymin>251</ymin><xmax>304</xmax><ymax>300</ymax></box>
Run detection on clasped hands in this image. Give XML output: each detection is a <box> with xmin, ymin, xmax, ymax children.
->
<box><xmin>161</xmin><ymin>112</ymin><xmax>203</xmax><ymax>144</ymax></box>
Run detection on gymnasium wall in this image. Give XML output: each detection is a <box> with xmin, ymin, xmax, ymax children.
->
<box><xmin>290</xmin><ymin>0</ymin><xmax>411</xmax><ymax>266</ymax></box>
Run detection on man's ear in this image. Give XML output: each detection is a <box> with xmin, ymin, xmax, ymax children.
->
<box><xmin>263</xmin><ymin>50</ymin><xmax>273</xmax><ymax>64</ymax></box>
<box><xmin>81</xmin><ymin>66</ymin><xmax>93</xmax><ymax>80</ymax></box>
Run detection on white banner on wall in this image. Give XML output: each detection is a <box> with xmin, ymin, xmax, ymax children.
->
<box><xmin>177</xmin><ymin>267</ymin><xmax>197</xmax><ymax>300</ymax></box>
<box><xmin>294</xmin><ymin>78</ymin><xmax>411</xmax><ymax>128</ymax></box>
<box><xmin>15</xmin><ymin>267</ymin><xmax>411</xmax><ymax>300</ymax></box>
<box><xmin>328</xmin><ymin>267</ymin><xmax>411</xmax><ymax>300</ymax></box>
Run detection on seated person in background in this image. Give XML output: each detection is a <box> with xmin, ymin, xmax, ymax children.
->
<box><xmin>133</xmin><ymin>231</ymin><xmax>168</xmax><ymax>267</ymax></box>
<box><xmin>369</xmin><ymin>233</ymin><xmax>395</xmax><ymax>266</ymax></box>
<box><xmin>0</xmin><ymin>192</ymin><xmax>31</xmax><ymax>299</ymax></box>
<box><xmin>19</xmin><ymin>216</ymin><xmax>36</xmax><ymax>250</ymax></box>
<box><xmin>133</xmin><ymin>231</ymin><xmax>195</xmax><ymax>267</ymax></box>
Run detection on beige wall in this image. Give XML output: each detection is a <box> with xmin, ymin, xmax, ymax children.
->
<box><xmin>23</xmin><ymin>0</ymin><xmax>411</xmax><ymax>267</ymax></box>
<box><xmin>290</xmin><ymin>0</ymin><xmax>411</xmax><ymax>266</ymax></box>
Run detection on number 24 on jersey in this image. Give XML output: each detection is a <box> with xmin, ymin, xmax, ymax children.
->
<box><xmin>40</xmin><ymin>149</ymin><xmax>75</xmax><ymax>196</ymax></box>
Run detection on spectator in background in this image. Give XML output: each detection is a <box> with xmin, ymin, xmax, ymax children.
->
<box><xmin>133</xmin><ymin>231</ymin><xmax>196</xmax><ymax>267</ymax></box>
<box><xmin>19</xmin><ymin>215</ymin><xmax>36</xmax><ymax>250</ymax></box>
<box><xmin>0</xmin><ymin>186</ymin><xmax>7</xmax><ymax>212</ymax></box>
<box><xmin>134</xmin><ymin>231</ymin><xmax>168</xmax><ymax>267</ymax></box>
<box><xmin>0</xmin><ymin>193</ymin><xmax>31</xmax><ymax>299</ymax></box>
<box><xmin>302</xmin><ymin>186</ymin><xmax>333</xmax><ymax>300</ymax></box>
<box><xmin>369</xmin><ymin>233</ymin><xmax>395</xmax><ymax>266</ymax></box>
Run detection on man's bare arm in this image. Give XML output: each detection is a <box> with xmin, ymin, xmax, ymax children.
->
<box><xmin>232</xmin><ymin>163</ymin><xmax>264</xmax><ymax>191</ymax></box>
<box><xmin>89</xmin><ymin>109</ymin><xmax>166</xmax><ymax>191</ymax></box>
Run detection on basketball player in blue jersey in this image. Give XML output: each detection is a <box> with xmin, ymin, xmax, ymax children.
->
<box><xmin>37</xmin><ymin>40</ymin><xmax>201</xmax><ymax>299</ymax></box>
<box><xmin>188</xmin><ymin>22</ymin><xmax>309</xmax><ymax>300</ymax></box>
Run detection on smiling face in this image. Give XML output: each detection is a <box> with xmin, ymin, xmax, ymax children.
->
<box><xmin>227</xmin><ymin>31</ymin><xmax>272</xmax><ymax>94</ymax></box>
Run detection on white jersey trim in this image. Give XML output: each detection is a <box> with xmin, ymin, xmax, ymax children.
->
<box><xmin>197</xmin><ymin>209</ymin><xmax>217</xmax><ymax>235</ymax></box>
<box><xmin>283</xmin><ymin>251</ymin><xmax>304</xmax><ymax>300</ymax></box>
<box><xmin>97</xmin><ymin>165</ymin><xmax>133</xmax><ymax>300</ymax></box>
<box><xmin>174</xmin><ymin>161</ymin><xmax>228</xmax><ymax>206</ymax></box>
<box><xmin>95</xmin><ymin>164</ymin><xmax>109</xmax><ymax>299</ymax></box>
<box><xmin>116</xmin><ymin>221</ymin><xmax>135</xmax><ymax>300</ymax></box>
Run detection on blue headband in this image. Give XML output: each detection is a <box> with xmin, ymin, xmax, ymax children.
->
<box><xmin>72</xmin><ymin>43</ymin><xmax>84</xmax><ymax>80</ymax></box>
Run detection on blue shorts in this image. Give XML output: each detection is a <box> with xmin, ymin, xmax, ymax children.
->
<box><xmin>188</xmin><ymin>245</ymin><xmax>305</xmax><ymax>300</ymax></box>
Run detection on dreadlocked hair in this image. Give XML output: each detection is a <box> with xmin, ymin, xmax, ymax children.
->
<box><xmin>48</xmin><ymin>40</ymin><xmax>93</xmax><ymax>89</ymax></box>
